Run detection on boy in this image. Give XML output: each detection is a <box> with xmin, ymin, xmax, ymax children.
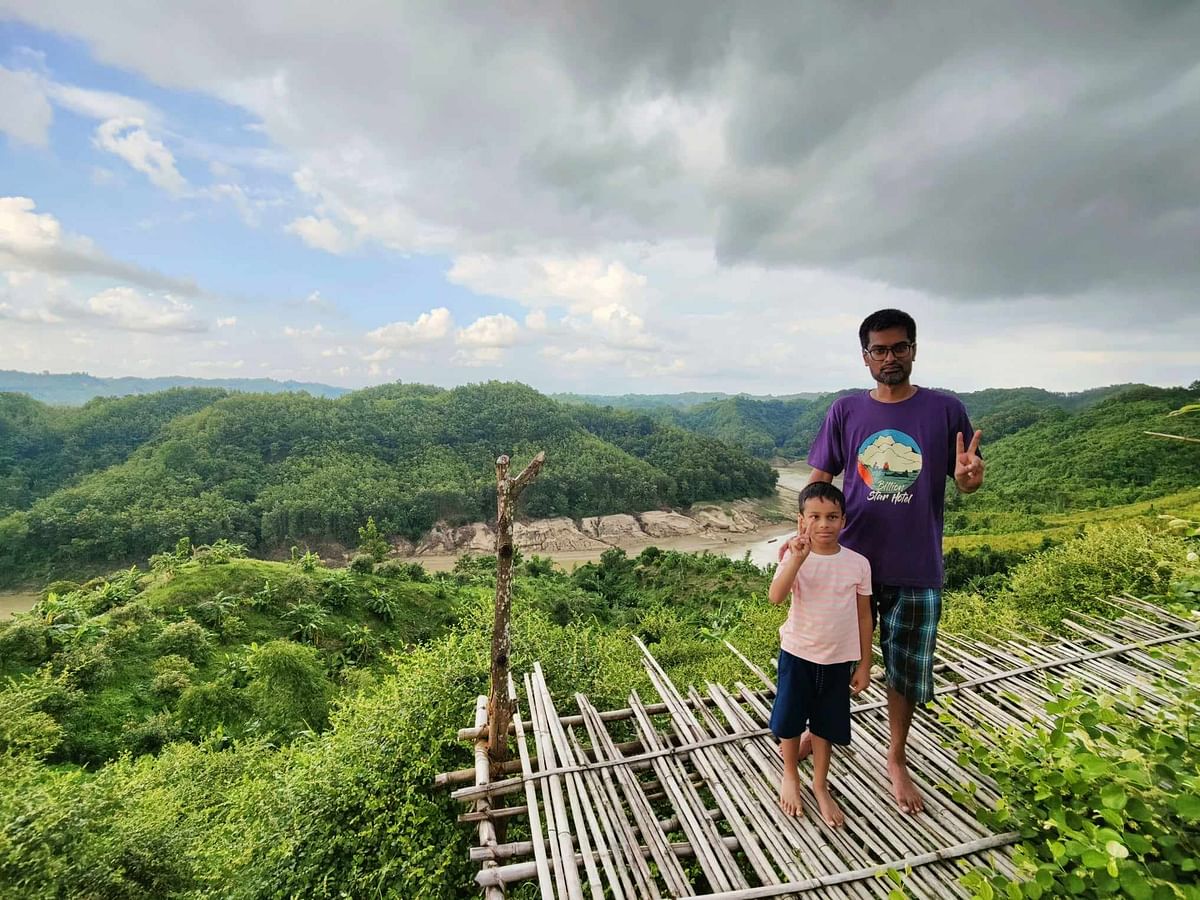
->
<box><xmin>768</xmin><ymin>481</ymin><xmax>873</xmax><ymax>827</ymax></box>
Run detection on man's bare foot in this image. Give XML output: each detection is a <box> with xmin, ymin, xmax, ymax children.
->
<box><xmin>797</xmin><ymin>730</ymin><xmax>813</xmax><ymax>761</ymax></box>
<box><xmin>812</xmin><ymin>782</ymin><xmax>844</xmax><ymax>828</ymax></box>
<box><xmin>887</xmin><ymin>757</ymin><xmax>924</xmax><ymax>814</ymax></box>
<box><xmin>779</xmin><ymin>771</ymin><xmax>805</xmax><ymax>817</ymax></box>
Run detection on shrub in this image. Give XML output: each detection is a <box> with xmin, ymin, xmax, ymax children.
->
<box><xmin>356</xmin><ymin>516</ymin><xmax>390</xmax><ymax>562</ymax></box>
<box><xmin>364</xmin><ymin>588</ymin><xmax>399</xmax><ymax>622</ymax></box>
<box><xmin>283</xmin><ymin>602</ymin><xmax>328</xmax><ymax>645</ymax></box>
<box><xmin>318</xmin><ymin>569</ymin><xmax>356</xmax><ymax>609</ymax></box>
<box><xmin>108</xmin><ymin>600</ymin><xmax>153</xmax><ymax>627</ymax></box>
<box><xmin>155</xmin><ymin>619</ymin><xmax>211</xmax><ymax>663</ymax></box>
<box><xmin>121</xmin><ymin>711</ymin><xmax>182</xmax><ymax>755</ymax></box>
<box><xmin>246</xmin><ymin>640</ymin><xmax>330</xmax><ymax>739</ymax></box>
<box><xmin>175</xmin><ymin>679</ymin><xmax>250</xmax><ymax>739</ymax></box>
<box><xmin>290</xmin><ymin>546</ymin><xmax>323</xmax><ymax>573</ymax></box>
<box><xmin>1005</xmin><ymin>523</ymin><xmax>1187</xmax><ymax>626</ymax></box>
<box><xmin>1</xmin><ymin>709</ymin><xmax>62</xmax><ymax>760</ymax></box>
<box><xmin>348</xmin><ymin>553</ymin><xmax>375</xmax><ymax>574</ymax></box>
<box><xmin>151</xmin><ymin>655</ymin><xmax>197</xmax><ymax>698</ymax></box>
<box><xmin>521</xmin><ymin>554</ymin><xmax>556</xmax><ymax>578</ymax></box>
<box><xmin>0</xmin><ymin>617</ymin><xmax>51</xmax><ymax>667</ymax></box>
<box><xmin>0</xmin><ymin>672</ymin><xmax>78</xmax><ymax>758</ymax></box>
<box><xmin>57</xmin><ymin>641</ymin><xmax>115</xmax><ymax>690</ymax></box>
<box><xmin>947</xmin><ymin>646</ymin><xmax>1200</xmax><ymax>899</ymax></box>
<box><xmin>374</xmin><ymin>560</ymin><xmax>429</xmax><ymax>582</ymax></box>
<box><xmin>193</xmin><ymin>592</ymin><xmax>240</xmax><ymax>630</ymax></box>
<box><xmin>193</xmin><ymin>539</ymin><xmax>248</xmax><ymax>566</ymax></box>
<box><xmin>340</xmin><ymin>625</ymin><xmax>382</xmax><ymax>664</ymax></box>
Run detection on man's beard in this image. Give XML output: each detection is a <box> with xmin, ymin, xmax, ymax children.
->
<box><xmin>873</xmin><ymin>366</ymin><xmax>908</xmax><ymax>385</ymax></box>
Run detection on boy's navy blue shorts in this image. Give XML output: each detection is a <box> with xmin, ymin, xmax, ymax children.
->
<box><xmin>769</xmin><ymin>649</ymin><xmax>852</xmax><ymax>746</ymax></box>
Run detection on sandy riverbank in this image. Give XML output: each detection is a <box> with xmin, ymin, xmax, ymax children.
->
<box><xmin>414</xmin><ymin>463</ymin><xmax>817</xmax><ymax>572</ymax></box>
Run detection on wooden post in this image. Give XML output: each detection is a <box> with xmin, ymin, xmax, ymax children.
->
<box><xmin>487</xmin><ymin>450</ymin><xmax>545</xmax><ymax>771</ymax></box>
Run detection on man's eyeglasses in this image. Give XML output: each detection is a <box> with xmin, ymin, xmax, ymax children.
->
<box><xmin>863</xmin><ymin>341</ymin><xmax>915</xmax><ymax>361</ymax></box>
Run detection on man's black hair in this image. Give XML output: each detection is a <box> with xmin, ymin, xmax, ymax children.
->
<box><xmin>859</xmin><ymin>308</ymin><xmax>916</xmax><ymax>349</ymax></box>
<box><xmin>798</xmin><ymin>481</ymin><xmax>845</xmax><ymax>515</ymax></box>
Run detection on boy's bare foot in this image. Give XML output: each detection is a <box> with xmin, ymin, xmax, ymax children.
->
<box><xmin>797</xmin><ymin>730</ymin><xmax>813</xmax><ymax>761</ymax></box>
<box><xmin>812</xmin><ymin>782</ymin><xmax>844</xmax><ymax>828</ymax></box>
<box><xmin>779</xmin><ymin>771</ymin><xmax>805</xmax><ymax>817</ymax></box>
<box><xmin>887</xmin><ymin>757</ymin><xmax>924</xmax><ymax>814</ymax></box>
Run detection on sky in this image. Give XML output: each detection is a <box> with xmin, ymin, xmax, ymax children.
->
<box><xmin>1</xmin><ymin>2</ymin><xmax>1197</xmax><ymax>396</ymax></box>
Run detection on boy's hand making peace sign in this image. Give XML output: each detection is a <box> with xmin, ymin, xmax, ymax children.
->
<box><xmin>785</xmin><ymin>515</ymin><xmax>813</xmax><ymax>566</ymax></box>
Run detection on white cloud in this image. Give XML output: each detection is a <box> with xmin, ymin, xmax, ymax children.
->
<box><xmin>285</xmin><ymin>215</ymin><xmax>352</xmax><ymax>254</ymax></box>
<box><xmin>0</xmin><ymin>301</ymin><xmax>64</xmax><ymax>324</ymax></box>
<box><xmin>204</xmin><ymin>182</ymin><xmax>259</xmax><ymax>226</ymax></box>
<box><xmin>216</xmin><ymin>316</ymin><xmax>237</xmax><ymax>327</ymax></box>
<box><xmin>584</xmin><ymin>303</ymin><xmax>659</xmax><ymax>350</ymax></box>
<box><xmin>448</xmin><ymin>254</ymin><xmax>647</xmax><ymax>313</ymax></box>
<box><xmin>524</xmin><ymin>309</ymin><xmax>548</xmax><ymax>331</ymax></box>
<box><xmin>45</xmin><ymin>81</ymin><xmax>156</xmax><ymax>123</ymax></box>
<box><xmin>283</xmin><ymin>323</ymin><xmax>324</xmax><ymax>338</ymax></box>
<box><xmin>0</xmin><ymin>65</ymin><xmax>52</xmax><ymax>147</ymax></box>
<box><xmin>320</xmin><ymin>345</ymin><xmax>347</xmax><ymax>357</ymax></box>
<box><xmin>94</xmin><ymin>117</ymin><xmax>187</xmax><ymax>194</ymax></box>
<box><xmin>78</xmin><ymin>286</ymin><xmax>207</xmax><ymax>333</ymax></box>
<box><xmin>366</xmin><ymin>307</ymin><xmax>453</xmax><ymax>347</ymax></box>
<box><xmin>289</xmin><ymin>289</ymin><xmax>339</xmax><ymax>314</ymax></box>
<box><xmin>453</xmin><ymin>313</ymin><xmax>521</xmax><ymax>366</ymax></box>
<box><xmin>456</xmin><ymin>313</ymin><xmax>520</xmax><ymax>348</ymax></box>
<box><xmin>0</xmin><ymin>196</ymin><xmax>198</xmax><ymax>294</ymax></box>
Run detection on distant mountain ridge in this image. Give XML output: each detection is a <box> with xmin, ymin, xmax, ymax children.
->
<box><xmin>0</xmin><ymin>370</ymin><xmax>348</xmax><ymax>405</ymax></box>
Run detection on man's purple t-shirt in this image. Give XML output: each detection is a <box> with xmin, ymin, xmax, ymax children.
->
<box><xmin>807</xmin><ymin>388</ymin><xmax>975</xmax><ymax>588</ymax></box>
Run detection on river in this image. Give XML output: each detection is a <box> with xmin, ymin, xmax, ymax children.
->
<box><xmin>0</xmin><ymin>589</ymin><xmax>39</xmax><ymax>619</ymax></box>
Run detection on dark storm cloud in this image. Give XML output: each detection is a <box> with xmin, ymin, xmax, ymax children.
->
<box><xmin>5</xmin><ymin>0</ymin><xmax>1198</xmax><ymax>302</ymax></box>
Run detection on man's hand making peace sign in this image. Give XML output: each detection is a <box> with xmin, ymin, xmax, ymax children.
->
<box><xmin>953</xmin><ymin>429</ymin><xmax>985</xmax><ymax>494</ymax></box>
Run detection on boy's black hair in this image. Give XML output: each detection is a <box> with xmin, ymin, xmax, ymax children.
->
<box><xmin>859</xmin><ymin>308</ymin><xmax>916</xmax><ymax>349</ymax></box>
<box><xmin>798</xmin><ymin>481</ymin><xmax>846</xmax><ymax>515</ymax></box>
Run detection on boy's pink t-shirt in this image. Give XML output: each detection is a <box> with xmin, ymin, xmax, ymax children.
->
<box><xmin>773</xmin><ymin>546</ymin><xmax>872</xmax><ymax>664</ymax></box>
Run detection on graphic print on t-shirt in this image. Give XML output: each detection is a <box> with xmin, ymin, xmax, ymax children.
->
<box><xmin>856</xmin><ymin>429</ymin><xmax>922</xmax><ymax>500</ymax></box>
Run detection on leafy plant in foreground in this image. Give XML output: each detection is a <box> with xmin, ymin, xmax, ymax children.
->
<box><xmin>945</xmin><ymin>646</ymin><xmax>1200</xmax><ymax>898</ymax></box>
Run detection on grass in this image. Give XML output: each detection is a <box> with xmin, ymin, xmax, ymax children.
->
<box><xmin>943</xmin><ymin>487</ymin><xmax>1200</xmax><ymax>552</ymax></box>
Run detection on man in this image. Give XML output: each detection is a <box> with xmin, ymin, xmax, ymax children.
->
<box><xmin>803</xmin><ymin>308</ymin><xmax>983</xmax><ymax>814</ymax></box>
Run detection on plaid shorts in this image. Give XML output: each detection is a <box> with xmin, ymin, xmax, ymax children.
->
<box><xmin>872</xmin><ymin>584</ymin><xmax>941</xmax><ymax>704</ymax></box>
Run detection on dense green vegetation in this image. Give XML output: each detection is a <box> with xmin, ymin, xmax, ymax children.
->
<box><xmin>950</xmin><ymin>644</ymin><xmax>1200</xmax><ymax>899</ymax></box>
<box><xmin>0</xmin><ymin>369</ymin><xmax>347</xmax><ymax>405</ymax></box>
<box><xmin>1</xmin><ymin>380</ymin><xmax>1196</xmax><ymax>897</ymax></box>
<box><xmin>0</xmin><ymin>382</ymin><xmax>775</xmax><ymax>583</ymax></box>
<box><xmin>1</xmin><ymin>388</ymin><xmax>229</xmax><ymax>515</ymax></box>
<box><xmin>0</xmin><ymin>517</ymin><xmax>1195</xmax><ymax>898</ymax></box>
<box><xmin>948</xmin><ymin>385</ymin><xmax>1200</xmax><ymax>521</ymax></box>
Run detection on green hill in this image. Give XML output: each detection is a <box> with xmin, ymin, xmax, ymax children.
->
<box><xmin>662</xmin><ymin>383</ymin><xmax>1157</xmax><ymax>459</ymax></box>
<box><xmin>0</xmin><ymin>382</ymin><xmax>775</xmax><ymax>582</ymax></box>
<box><xmin>959</xmin><ymin>384</ymin><xmax>1200</xmax><ymax>513</ymax></box>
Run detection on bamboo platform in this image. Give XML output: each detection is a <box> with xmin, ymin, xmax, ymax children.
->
<box><xmin>441</xmin><ymin>594</ymin><xmax>1199</xmax><ymax>898</ymax></box>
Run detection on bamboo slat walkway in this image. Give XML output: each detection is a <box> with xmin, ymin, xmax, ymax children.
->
<box><xmin>442</xmin><ymin>594</ymin><xmax>1199</xmax><ymax>898</ymax></box>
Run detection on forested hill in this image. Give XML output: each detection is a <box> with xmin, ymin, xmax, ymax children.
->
<box><xmin>0</xmin><ymin>369</ymin><xmax>347</xmax><ymax>405</ymax></box>
<box><xmin>0</xmin><ymin>382</ymin><xmax>775</xmax><ymax>582</ymax></box>
<box><xmin>618</xmin><ymin>383</ymin><xmax>1159</xmax><ymax>460</ymax></box>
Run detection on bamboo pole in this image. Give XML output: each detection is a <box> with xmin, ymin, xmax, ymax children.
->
<box><xmin>576</xmin><ymin>691</ymin><xmax>691</xmax><ymax>896</ymax></box>
<box><xmin>675</xmin><ymin>832</ymin><xmax>1021</xmax><ymax>900</ymax></box>
<box><xmin>508</xmin><ymin>674</ymin><xmax>553</xmax><ymax>900</ymax></box>
<box><xmin>526</xmin><ymin>670</ymin><xmax>582</xmax><ymax>899</ymax></box>
<box><xmin>476</xmin><ymin>836</ymin><xmax>742</xmax><ymax>889</ymax></box>
<box><xmin>471</xmin><ymin>695</ymin><xmax>506</xmax><ymax>900</ymax></box>
<box><xmin>529</xmin><ymin>664</ymin><xmax>612</xmax><ymax>898</ymax></box>
<box><xmin>458</xmin><ymin>692</ymin><xmax>764</xmax><ymax>742</ymax></box>
<box><xmin>488</xmin><ymin>450</ymin><xmax>545</xmax><ymax>772</ymax></box>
